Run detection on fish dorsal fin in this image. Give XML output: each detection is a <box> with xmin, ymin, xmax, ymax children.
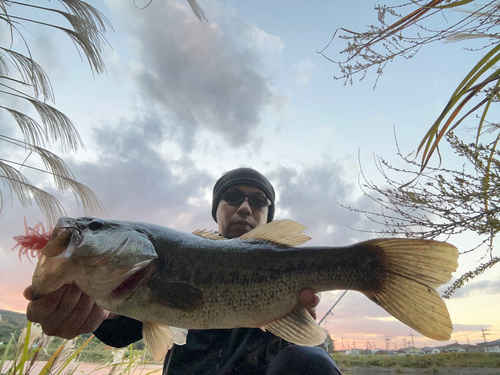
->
<box><xmin>143</xmin><ymin>322</ymin><xmax>188</xmax><ymax>362</ymax></box>
<box><xmin>192</xmin><ymin>229</ymin><xmax>226</xmax><ymax>240</ymax></box>
<box><xmin>239</xmin><ymin>220</ymin><xmax>311</xmax><ymax>247</ymax></box>
<box><xmin>261</xmin><ymin>307</ymin><xmax>326</xmax><ymax>346</ymax></box>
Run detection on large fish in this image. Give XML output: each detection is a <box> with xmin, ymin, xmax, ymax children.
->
<box><xmin>30</xmin><ymin>216</ymin><xmax>458</xmax><ymax>361</ymax></box>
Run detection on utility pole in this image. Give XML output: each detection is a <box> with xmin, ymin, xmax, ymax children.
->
<box><xmin>467</xmin><ymin>335</ymin><xmax>470</xmax><ymax>345</ymax></box>
<box><xmin>410</xmin><ymin>332</ymin><xmax>416</xmax><ymax>356</ymax></box>
<box><xmin>353</xmin><ymin>338</ymin><xmax>356</xmax><ymax>349</ymax></box>
<box><xmin>385</xmin><ymin>334</ymin><xmax>390</xmax><ymax>352</ymax></box>
<box><xmin>341</xmin><ymin>334</ymin><xmax>344</xmax><ymax>350</ymax></box>
<box><xmin>323</xmin><ymin>323</ymin><xmax>329</xmax><ymax>354</ymax></box>
<box><xmin>481</xmin><ymin>326</ymin><xmax>490</xmax><ymax>343</ymax></box>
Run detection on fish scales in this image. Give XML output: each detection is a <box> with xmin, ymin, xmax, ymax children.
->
<box><xmin>119</xmin><ymin>242</ymin><xmax>384</xmax><ymax>328</ymax></box>
<box><xmin>28</xmin><ymin>216</ymin><xmax>459</xmax><ymax>362</ymax></box>
<box><xmin>151</xmin><ymin>234</ymin><xmax>385</xmax><ymax>291</ymax></box>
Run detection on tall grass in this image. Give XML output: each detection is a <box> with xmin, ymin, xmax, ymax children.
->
<box><xmin>5</xmin><ymin>323</ymin><xmax>499</xmax><ymax>374</ymax></box>
<box><xmin>0</xmin><ymin>322</ymin><xmax>161</xmax><ymax>375</ymax></box>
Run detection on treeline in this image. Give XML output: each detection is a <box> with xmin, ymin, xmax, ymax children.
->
<box><xmin>0</xmin><ymin>310</ymin><xmax>27</xmax><ymax>344</ymax></box>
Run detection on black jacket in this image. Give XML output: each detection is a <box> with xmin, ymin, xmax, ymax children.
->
<box><xmin>94</xmin><ymin>316</ymin><xmax>292</xmax><ymax>375</ymax></box>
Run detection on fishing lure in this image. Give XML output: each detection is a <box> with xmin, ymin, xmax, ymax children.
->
<box><xmin>12</xmin><ymin>218</ymin><xmax>52</xmax><ymax>262</ymax></box>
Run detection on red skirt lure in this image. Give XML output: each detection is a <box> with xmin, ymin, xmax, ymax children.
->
<box><xmin>12</xmin><ymin>218</ymin><xmax>52</xmax><ymax>262</ymax></box>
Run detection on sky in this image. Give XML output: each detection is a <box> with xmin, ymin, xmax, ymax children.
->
<box><xmin>0</xmin><ymin>0</ymin><xmax>499</xmax><ymax>351</ymax></box>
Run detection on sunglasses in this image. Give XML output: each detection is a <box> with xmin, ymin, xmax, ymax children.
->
<box><xmin>221</xmin><ymin>191</ymin><xmax>272</xmax><ymax>209</ymax></box>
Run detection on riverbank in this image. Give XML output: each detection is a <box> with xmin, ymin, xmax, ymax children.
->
<box><xmin>332</xmin><ymin>352</ymin><xmax>500</xmax><ymax>373</ymax></box>
<box><xmin>3</xmin><ymin>360</ymin><xmax>500</xmax><ymax>375</ymax></box>
<box><xmin>1</xmin><ymin>360</ymin><xmax>163</xmax><ymax>375</ymax></box>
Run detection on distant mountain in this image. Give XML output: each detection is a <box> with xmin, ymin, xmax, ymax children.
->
<box><xmin>0</xmin><ymin>309</ymin><xmax>28</xmax><ymax>343</ymax></box>
<box><xmin>0</xmin><ymin>310</ymin><xmax>27</xmax><ymax>325</ymax></box>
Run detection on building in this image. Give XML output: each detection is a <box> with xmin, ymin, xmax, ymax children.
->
<box><xmin>476</xmin><ymin>339</ymin><xmax>500</xmax><ymax>353</ymax></box>
<box><xmin>344</xmin><ymin>348</ymin><xmax>363</xmax><ymax>356</ymax></box>
<box><xmin>440</xmin><ymin>342</ymin><xmax>471</xmax><ymax>353</ymax></box>
<box><xmin>400</xmin><ymin>346</ymin><xmax>423</xmax><ymax>355</ymax></box>
<box><xmin>422</xmin><ymin>346</ymin><xmax>441</xmax><ymax>355</ymax></box>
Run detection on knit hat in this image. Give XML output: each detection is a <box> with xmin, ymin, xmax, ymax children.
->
<box><xmin>212</xmin><ymin>168</ymin><xmax>275</xmax><ymax>223</ymax></box>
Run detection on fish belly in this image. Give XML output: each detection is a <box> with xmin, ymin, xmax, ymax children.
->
<box><xmin>99</xmin><ymin>276</ymin><xmax>313</xmax><ymax>329</ymax></box>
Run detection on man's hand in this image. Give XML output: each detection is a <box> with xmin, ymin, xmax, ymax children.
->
<box><xmin>298</xmin><ymin>289</ymin><xmax>321</xmax><ymax>320</ymax></box>
<box><xmin>24</xmin><ymin>283</ymin><xmax>111</xmax><ymax>339</ymax></box>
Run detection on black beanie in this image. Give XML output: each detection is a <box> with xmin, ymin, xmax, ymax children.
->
<box><xmin>212</xmin><ymin>168</ymin><xmax>275</xmax><ymax>223</ymax></box>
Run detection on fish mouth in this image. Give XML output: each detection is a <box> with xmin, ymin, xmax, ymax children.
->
<box><xmin>43</xmin><ymin>217</ymin><xmax>83</xmax><ymax>258</ymax></box>
<box><xmin>31</xmin><ymin>218</ymin><xmax>84</xmax><ymax>299</ymax></box>
<box><xmin>107</xmin><ymin>264</ymin><xmax>151</xmax><ymax>300</ymax></box>
<box><xmin>32</xmin><ymin>217</ymin><xmax>158</xmax><ymax>301</ymax></box>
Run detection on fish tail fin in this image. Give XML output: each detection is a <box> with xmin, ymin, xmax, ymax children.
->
<box><xmin>143</xmin><ymin>322</ymin><xmax>188</xmax><ymax>362</ymax></box>
<box><xmin>363</xmin><ymin>239</ymin><xmax>458</xmax><ymax>341</ymax></box>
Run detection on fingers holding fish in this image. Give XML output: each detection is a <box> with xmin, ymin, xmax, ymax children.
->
<box><xmin>298</xmin><ymin>289</ymin><xmax>321</xmax><ymax>320</ymax></box>
<box><xmin>25</xmin><ymin>283</ymin><xmax>78</xmax><ymax>337</ymax></box>
<box><xmin>72</xmin><ymin>299</ymin><xmax>111</xmax><ymax>336</ymax></box>
<box><xmin>24</xmin><ymin>283</ymin><xmax>110</xmax><ymax>339</ymax></box>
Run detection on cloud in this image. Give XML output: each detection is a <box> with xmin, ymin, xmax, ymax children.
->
<box><xmin>268</xmin><ymin>160</ymin><xmax>377</xmax><ymax>245</ymax></box>
<box><xmin>292</xmin><ymin>58</ymin><xmax>316</xmax><ymax>85</ymax></box>
<box><xmin>63</xmin><ymin>115</ymin><xmax>215</xmax><ymax>229</ymax></box>
<box><xmin>451</xmin><ymin>278</ymin><xmax>500</xmax><ymax>298</ymax></box>
<box><xmin>0</xmin><ymin>111</ymin><xmax>214</xmax><ymax>312</ymax></box>
<box><xmin>320</xmin><ymin>292</ymin><xmax>432</xmax><ymax>345</ymax></box>
<box><xmin>107</xmin><ymin>0</ymin><xmax>283</xmax><ymax>150</ymax></box>
<box><xmin>28</xmin><ymin>26</ymin><xmax>66</xmax><ymax>81</ymax></box>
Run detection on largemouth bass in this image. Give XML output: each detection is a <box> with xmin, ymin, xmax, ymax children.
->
<box><xmin>30</xmin><ymin>217</ymin><xmax>458</xmax><ymax>361</ymax></box>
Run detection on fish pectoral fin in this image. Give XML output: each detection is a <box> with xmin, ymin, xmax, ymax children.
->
<box><xmin>239</xmin><ymin>220</ymin><xmax>311</xmax><ymax>247</ymax></box>
<box><xmin>149</xmin><ymin>280</ymin><xmax>204</xmax><ymax>312</ymax></box>
<box><xmin>143</xmin><ymin>322</ymin><xmax>188</xmax><ymax>362</ymax></box>
<box><xmin>261</xmin><ymin>308</ymin><xmax>326</xmax><ymax>346</ymax></box>
<box><xmin>192</xmin><ymin>229</ymin><xmax>227</xmax><ymax>240</ymax></box>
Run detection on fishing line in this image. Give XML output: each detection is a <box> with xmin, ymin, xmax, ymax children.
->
<box><xmin>319</xmin><ymin>290</ymin><xmax>348</xmax><ymax>325</ymax></box>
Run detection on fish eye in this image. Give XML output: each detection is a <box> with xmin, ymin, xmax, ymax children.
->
<box><xmin>88</xmin><ymin>220</ymin><xmax>104</xmax><ymax>231</ymax></box>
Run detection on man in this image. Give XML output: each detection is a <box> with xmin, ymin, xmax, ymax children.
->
<box><xmin>24</xmin><ymin>167</ymin><xmax>342</xmax><ymax>374</ymax></box>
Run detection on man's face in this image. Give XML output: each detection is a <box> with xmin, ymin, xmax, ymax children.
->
<box><xmin>216</xmin><ymin>184</ymin><xmax>269</xmax><ymax>239</ymax></box>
